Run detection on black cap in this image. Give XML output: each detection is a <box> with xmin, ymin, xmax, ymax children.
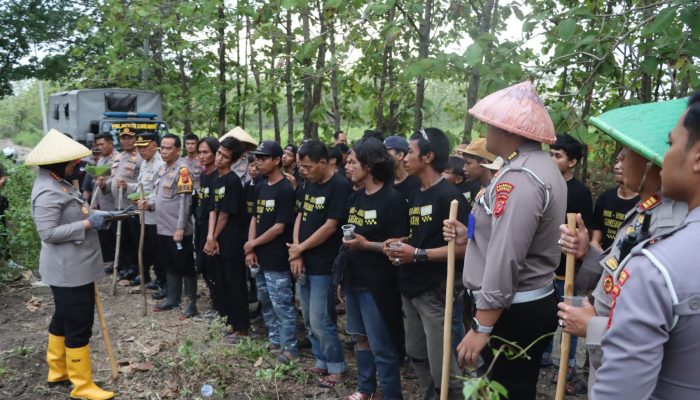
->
<box><xmin>284</xmin><ymin>143</ymin><xmax>298</xmax><ymax>154</ymax></box>
<box><xmin>251</xmin><ymin>140</ymin><xmax>283</xmax><ymax>157</ymax></box>
<box><xmin>134</xmin><ymin>132</ymin><xmax>158</xmax><ymax>147</ymax></box>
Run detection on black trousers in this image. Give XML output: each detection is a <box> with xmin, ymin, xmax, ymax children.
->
<box><xmin>118</xmin><ymin>216</ymin><xmax>140</xmax><ymax>272</ymax></box>
<box><xmin>209</xmin><ymin>255</ymin><xmax>249</xmax><ymax>332</ymax></box>
<box><xmin>144</xmin><ymin>224</ymin><xmax>165</xmax><ymax>283</ymax></box>
<box><xmin>194</xmin><ymin>224</ymin><xmax>212</xmax><ymax>285</ymax></box>
<box><xmin>97</xmin><ymin>225</ymin><xmax>116</xmax><ymax>263</ymax></box>
<box><xmin>49</xmin><ymin>283</ymin><xmax>95</xmax><ymax>348</ymax></box>
<box><xmin>157</xmin><ymin>234</ymin><xmax>195</xmax><ymax>276</ymax></box>
<box><xmin>479</xmin><ymin>292</ymin><xmax>558</xmax><ymax>400</ymax></box>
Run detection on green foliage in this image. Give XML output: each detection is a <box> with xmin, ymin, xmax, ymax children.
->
<box><xmin>0</xmin><ymin>158</ymin><xmax>40</xmax><ymax>279</ymax></box>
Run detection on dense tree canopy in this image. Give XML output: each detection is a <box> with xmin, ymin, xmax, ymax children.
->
<box><xmin>2</xmin><ymin>0</ymin><xmax>699</xmax><ymax>148</ymax></box>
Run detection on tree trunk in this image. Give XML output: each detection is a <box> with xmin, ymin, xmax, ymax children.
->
<box><xmin>309</xmin><ymin>0</ymin><xmax>327</xmax><ymax>139</ymax></box>
<box><xmin>176</xmin><ymin>52</ymin><xmax>193</xmax><ymax>135</ymax></box>
<box><xmin>247</xmin><ymin>15</ymin><xmax>263</xmax><ymax>141</ymax></box>
<box><xmin>269</xmin><ymin>25</ymin><xmax>281</xmax><ymax>144</ymax></box>
<box><xmin>328</xmin><ymin>16</ymin><xmax>341</xmax><ymax>133</ymax></box>
<box><xmin>285</xmin><ymin>11</ymin><xmax>294</xmax><ymax>144</ymax></box>
<box><xmin>376</xmin><ymin>6</ymin><xmax>397</xmax><ymax>133</ymax></box>
<box><xmin>234</xmin><ymin>12</ymin><xmax>242</xmax><ymax>127</ymax></box>
<box><xmin>462</xmin><ymin>0</ymin><xmax>496</xmax><ymax>141</ymax></box>
<box><xmin>639</xmin><ymin>0</ymin><xmax>654</xmax><ymax>103</ymax></box>
<box><xmin>301</xmin><ymin>4</ymin><xmax>314</xmax><ymax>138</ymax></box>
<box><xmin>414</xmin><ymin>0</ymin><xmax>433</xmax><ymax>131</ymax></box>
<box><xmin>217</xmin><ymin>2</ymin><xmax>226</xmax><ymax>136</ymax></box>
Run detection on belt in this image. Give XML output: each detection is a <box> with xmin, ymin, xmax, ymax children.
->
<box><xmin>469</xmin><ymin>282</ymin><xmax>555</xmax><ymax>305</ymax></box>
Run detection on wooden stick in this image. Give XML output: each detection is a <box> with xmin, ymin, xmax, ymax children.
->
<box><xmin>440</xmin><ymin>200</ymin><xmax>459</xmax><ymax>400</ymax></box>
<box><xmin>555</xmin><ymin>213</ymin><xmax>578</xmax><ymax>400</ymax></box>
<box><xmin>94</xmin><ymin>284</ymin><xmax>118</xmax><ymax>380</ymax></box>
<box><xmin>137</xmin><ymin>183</ymin><xmax>147</xmax><ymax>317</ymax></box>
<box><xmin>111</xmin><ymin>185</ymin><xmax>123</xmax><ymax>296</ymax></box>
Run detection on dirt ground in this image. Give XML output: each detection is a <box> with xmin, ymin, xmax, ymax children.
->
<box><xmin>0</xmin><ymin>273</ymin><xmax>588</xmax><ymax>399</ymax></box>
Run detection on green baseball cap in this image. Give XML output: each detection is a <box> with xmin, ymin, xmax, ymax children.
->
<box><xmin>589</xmin><ymin>97</ymin><xmax>689</xmax><ymax>166</ymax></box>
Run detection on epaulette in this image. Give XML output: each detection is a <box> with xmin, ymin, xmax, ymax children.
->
<box><xmin>638</xmin><ymin>193</ymin><xmax>661</xmax><ymax>212</ymax></box>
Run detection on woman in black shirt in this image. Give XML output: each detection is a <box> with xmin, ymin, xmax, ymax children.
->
<box><xmin>341</xmin><ymin>138</ymin><xmax>407</xmax><ymax>400</ymax></box>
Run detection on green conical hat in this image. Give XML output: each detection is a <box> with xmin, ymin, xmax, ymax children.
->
<box><xmin>589</xmin><ymin>97</ymin><xmax>689</xmax><ymax>166</ymax></box>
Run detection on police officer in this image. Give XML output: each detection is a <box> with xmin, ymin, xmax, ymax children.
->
<box><xmin>138</xmin><ymin>134</ymin><xmax>198</xmax><ymax>317</ymax></box>
<box><xmin>106</xmin><ymin>128</ymin><xmax>142</xmax><ymax>281</ymax></box>
<box><xmin>445</xmin><ymin>81</ymin><xmax>566</xmax><ymax>400</ymax></box>
<box><xmin>28</xmin><ymin>129</ymin><xmax>115</xmax><ymax>400</ymax></box>
<box><xmin>557</xmin><ymin>97</ymin><xmax>689</xmax><ymax>392</ymax></box>
<box><xmin>93</xmin><ymin>133</ymin><xmax>118</xmax><ymax>273</ymax></box>
<box><xmin>130</xmin><ymin>133</ymin><xmax>165</xmax><ymax>289</ymax></box>
<box><xmin>588</xmin><ymin>92</ymin><xmax>700</xmax><ymax>399</ymax></box>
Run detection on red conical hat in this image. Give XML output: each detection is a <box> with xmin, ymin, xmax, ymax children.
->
<box><xmin>468</xmin><ymin>81</ymin><xmax>556</xmax><ymax>144</ymax></box>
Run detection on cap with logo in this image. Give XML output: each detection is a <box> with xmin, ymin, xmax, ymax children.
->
<box><xmin>251</xmin><ymin>140</ymin><xmax>283</xmax><ymax>158</ymax></box>
<box><xmin>119</xmin><ymin>127</ymin><xmax>136</xmax><ymax>137</ymax></box>
<box><xmin>134</xmin><ymin>132</ymin><xmax>158</xmax><ymax>147</ymax></box>
<box><xmin>383</xmin><ymin>135</ymin><xmax>409</xmax><ymax>153</ymax></box>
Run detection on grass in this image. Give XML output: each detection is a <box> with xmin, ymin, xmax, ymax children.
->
<box><xmin>12</xmin><ymin>130</ymin><xmax>42</xmax><ymax>147</ymax></box>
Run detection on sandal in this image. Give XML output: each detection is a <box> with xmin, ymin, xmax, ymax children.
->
<box><xmin>306</xmin><ymin>366</ymin><xmax>328</xmax><ymax>376</ymax></box>
<box><xmin>222</xmin><ymin>331</ymin><xmax>248</xmax><ymax>345</ymax></box>
<box><xmin>268</xmin><ymin>343</ymin><xmax>281</xmax><ymax>354</ymax></box>
<box><xmin>319</xmin><ymin>373</ymin><xmax>343</xmax><ymax>388</ymax></box>
<box><xmin>550</xmin><ymin>366</ymin><xmax>576</xmax><ymax>384</ymax></box>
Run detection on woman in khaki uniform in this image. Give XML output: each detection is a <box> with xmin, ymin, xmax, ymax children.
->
<box><xmin>28</xmin><ymin>129</ymin><xmax>115</xmax><ymax>400</ymax></box>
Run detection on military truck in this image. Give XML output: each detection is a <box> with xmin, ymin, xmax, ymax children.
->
<box><xmin>47</xmin><ymin>88</ymin><xmax>169</xmax><ymax>145</ymax></box>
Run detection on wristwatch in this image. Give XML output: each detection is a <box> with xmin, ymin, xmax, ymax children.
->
<box><xmin>471</xmin><ymin>317</ymin><xmax>493</xmax><ymax>334</ymax></box>
<box><xmin>414</xmin><ymin>248</ymin><xmax>428</xmax><ymax>263</ymax></box>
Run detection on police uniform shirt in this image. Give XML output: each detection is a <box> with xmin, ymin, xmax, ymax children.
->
<box><xmin>153</xmin><ymin>158</ymin><xmax>194</xmax><ymax>236</ymax></box>
<box><xmin>583</xmin><ymin>195</ymin><xmax>687</xmax><ymax>365</ymax></box>
<box><xmin>466</xmin><ymin>142</ymin><xmax>566</xmax><ymax>310</ymax></box>
<box><xmin>591</xmin><ymin>207</ymin><xmax>700</xmax><ymax>400</ymax></box>
<box><xmin>462</xmin><ymin>184</ymin><xmax>494</xmax><ymax>291</ymax></box>
<box><xmin>231</xmin><ymin>155</ymin><xmax>251</xmax><ymax>185</ymax></box>
<box><xmin>184</xmin><ymin>156</ymin><xmax>203</xmax><ymax>191</ymax></box>
<box><xmin>108</xmin><ymin>150</ymin><xmax>142</xmax><ymax>207</ymax></box>
<box><xmin>95</xmin><ymin>150</ymin><xmax>116</xmax><ymax>211</ymax></box>
<box><xmin>127</xmin><ymin>152</ymin><xmax>164</xmax><ymax>225</ymax></box>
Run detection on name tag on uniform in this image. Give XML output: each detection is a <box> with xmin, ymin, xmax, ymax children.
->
<box><xmin>315</xmin><ymin>196</ymin><xmax>326</xmax><ymax>205</ymax></box>
<box><xmin>365</xmin><ymin>210</ymin><xmax>377</xmax><ymax>219</ymax></box>
<box><xmin>420</xmin><ymin>205</ymin><xmax>432</xmax><ymax>216</ymax></box>
<box><xmin>265</xmin><ymin>199</ymin><xmax>275</xmax><ymax>208</ymax></box>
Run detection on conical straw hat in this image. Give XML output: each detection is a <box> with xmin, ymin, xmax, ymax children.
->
<box><xmin>25</xmin><ymin>129</ymin><xmax>91</xmax><ymax>166</ymax></box>
<box><xmin>221</xmin><ymin>126</ymin><xmax>258</xmax><ymax>150</ymax></box>
<box><xmin>589</xmin><ymin>97</ymin><xmax>688</xmax><ymax>166</ymax></box>
<box><xmin>468</xmin><ymin>81</ymin><xmax>556</xmax><ymax>144</ymax></box>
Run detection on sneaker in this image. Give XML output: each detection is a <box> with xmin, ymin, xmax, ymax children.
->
<box><xmin>145</xmin><ymin>281</ymin><xmax>159</xmax><ymax>290</ymax></box>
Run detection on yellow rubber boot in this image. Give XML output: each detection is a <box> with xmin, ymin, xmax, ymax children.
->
<box><xmin>66</xmin><ymin>345</ymin><xmax>114</xmax><ymax>400</ymax></box>
<box><xmin>47</xmin><ymin>334</ymin><xmax>69</xmax><ymax>385</ymax></box>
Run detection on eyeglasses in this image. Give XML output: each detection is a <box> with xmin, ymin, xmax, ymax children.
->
<box><xmin>419</xmin><ymin>128</ymin><xmax>430</xmax><ymax>142</ymax></box>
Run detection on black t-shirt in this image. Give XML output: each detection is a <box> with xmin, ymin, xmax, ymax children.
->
<box><xmin>555</xmin><ymin>177</ymin><xmax>594</xmax><ymax>276</ymax></box>
<box><xmin>210</xmin><ymin>171</ymin><xmax>247</xmax><ymax>259</ymax></box>
<box><xmin>299</xmin><ymin>173</ymin><xmax>352</xmax><ymax>275</ymax></box>
<box><xmin>394</xmin><ymin>175</ymin><xmax>421</xmax><ymax>200</ymax></box>
<box><xmin>400</xmin><ymin>179</ymin><xmax>470</xmax><ymax>298</ymax></box>
<box><xmin>245</xmin><ymin>175</ymin><xmax>264</xmax><ymax>223</ymax></box>
<box><xmin>345</xmin><ymin>184</ymin><xmax>409</xmax><ymax>287</ymax></box>
<box><xmin>193</xmin><ymin>170</ymin><xmax>217</xmax><ymax>226</ymax></box>
<box><xmin>253</xmin><ymin>177</ymin><xmax>296</xmax><ymax>271</ymax></box>
<box><xmin>456</xmin><ymin>179</ymin><xmax>482</xmax><ymax>211</ymax></box>
<box><xmin>591</xmin><ymin>187</ymin><xmax>640</xmax><ymax>251</ymax></box>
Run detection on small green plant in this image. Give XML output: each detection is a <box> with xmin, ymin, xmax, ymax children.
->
<box><xmin>13</xmin><ymin>345</ymin><xmax>33</xmax><ymax>357</ymax></box>
<box><xmin>234</xmin><ymin>337</ymin><xmax>268</xmax><ymax>361</ymax></box>
<box><xmin>460</xmin><ymin>332</ymin><xmax>556</xmax><ymax>400</ymax></box>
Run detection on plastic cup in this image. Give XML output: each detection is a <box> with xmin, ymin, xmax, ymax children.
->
<box><xmin>562</xmin><ymin>295</ymin><xmax>587</xmax><ymax>307</ymax></box>
<box><xmin>249</xmin><ymin>263</ymin><xmax>260</xmax><ymax>278</ymax></box>
<box><xmin>388</xmin><ymin>242</ymin><xmax>404</xmax><ymax>265</ymax></box>
<box><xmin>341</xmin><ymin>224</ymin><xmax>356</xmax><ymax>240</ymax></box>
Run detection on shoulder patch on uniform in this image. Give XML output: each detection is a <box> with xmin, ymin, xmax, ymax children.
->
<box><xmin>493</xmin><ymin>182</ymin><xmax>514</xmax><ymax>218</ymax></box>
<box><xmin>605</xmin><ymin>256</ymin><xmax>619</xmax><ymax>271</ymax></box>
<box><xmin>639</xmin><ymin>194</ymin><xmax>661</xmax><ymax>211</ymax></box>
<box><xmin>176</xmin><ymin>167</ymin><xmax>193</xmax><ymax>194</ymax></box>
<box><xmin>617</xmin><ymin>270</ymin><xmax>630</xmax><ymax>286</ymax></box>
<box><xmin>507</xmin><ymin>151</ymin><xmax>519</xmax><ymax>161</ymax></box>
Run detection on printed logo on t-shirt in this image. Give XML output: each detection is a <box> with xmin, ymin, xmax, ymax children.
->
<box><xmin>197</xmin><ymin>186</ymin><xmax>210</xmax><ymax>201</ymax></box>
<box><xmin>214</xmin><ymin>186</ymin><xmax>226</xmax><ymax>202</ymax></box>
<box><xmin>409</xmin><ymin>204</ymin><xmax>433</xmax><ymax>227</ymax></box>
<box><xmin>602</xmin><ymin>209</ymin><xmax>626</xmax><ymax>241</ymax></box>
<box><xmin>302</xmin><ymin>194</ymin><xmax>326</xmax><ymax>221</ymax></box>
<box><xmin>256</xmin><ymin>198</ymin><xmax>276</xmax><ymax>222</ymax></box>
<box><xmin>348</xmin><ymin>207</ymin><xmax>377</xmax><ymax>227</ymax></box>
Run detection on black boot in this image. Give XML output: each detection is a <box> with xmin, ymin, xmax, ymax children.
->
<box><xmin>153</xmin><ymin>274</ymin><xmax>181</xmax><ymax>312</ymax></box>
<box><xmin>183</xmin><ymin>275</ymin><xmax>199</xmax><ymax>318</ymax></box>
<box><xmin>151</xmin><ymin>286</ymin><xmax>167</xmax><ymax>300</ymax></box>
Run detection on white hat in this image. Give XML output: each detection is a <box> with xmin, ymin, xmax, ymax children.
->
<box><xmin>3</xmin><ymin>147</ymin><xmax>16</xmax><ymax>158</ymax></box>
<box><xmin>221</xmin><ymin>126</ymin><xmax>257</xmax><ymax>151</ymax></box>
<box><xmin>481</xmin><ymin>156</ymin><xmax>504</xmax><ymax>171</ymax></box>
<box><xmin>25</xmin><ymin>129</ymin><xmax>91</xmax><ymax>166</ymax></box>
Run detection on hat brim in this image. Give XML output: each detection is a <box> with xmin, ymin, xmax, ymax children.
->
<box><xmin>589</xmin><ymin>97</ymin><xmax>688</xmax><ymax>167</ymax></box>
<box><xmin>25</xmin><ymin>129</ymin><xmax>92</xmax><ymax>166</ymax></box>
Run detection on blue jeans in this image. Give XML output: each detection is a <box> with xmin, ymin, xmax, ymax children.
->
<box><xmin>256</xmin><ymin>269</ymin><xmax>298</xmax><ymax>355</ymax></box>
<box><xmin>543</xmin><ymin>279</ymin><xmax>577</xmax><ymax>368</ymax></box>
<box><xmin>298</xmin><ymin>274</ymin><xmax>346</xmax><ymax>374</ymax></box>
<box><xmin>451</xmin><ymin>291</ymin><xmax>465</xmax><ymax>352</ymax></box>
<box><xmin>345</xmin><ymin>287</ymin><xmax>403</xmax><ymax>399</ymax></box>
